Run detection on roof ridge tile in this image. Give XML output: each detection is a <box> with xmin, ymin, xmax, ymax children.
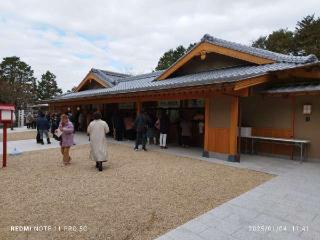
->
<box><xmin>201</xmin><ymin>34</ymin><xmax>318</xmax><ymax>64</ymax></box>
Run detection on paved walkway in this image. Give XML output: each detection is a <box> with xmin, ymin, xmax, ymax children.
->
<box><xmin>91</xmin><ymin>138</ymin><xmax>320</xmax><ymax>239</ymax></box>
<box><xmin>0</xmin><ymin>133</ymin><xmax>89</xmax><ymax>154</ymax></box>
<box><xmin>155</xmin><ymin>158</ymin><xmax>320</xmax><ymax>240</ymax></box>
<box><xmin>1</xmin><ymin>126</ymin><xmax>36</xmax><ymax>134</ymax></box>
<box><xmin>1</xmin><ymin>131</ymin><xmax>319</xmax><ymax>239</ymax></box>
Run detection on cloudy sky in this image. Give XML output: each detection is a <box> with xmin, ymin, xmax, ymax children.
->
<box><xmin>0</xmin><ymin>0</ymin><xmax>319</xmax><ymax>91</ymax></box>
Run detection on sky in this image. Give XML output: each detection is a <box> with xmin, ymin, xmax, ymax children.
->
<box><xmin>0</xmin><ymin>0</ymin><xmax>319</xmax><ymax>92</ymax></box>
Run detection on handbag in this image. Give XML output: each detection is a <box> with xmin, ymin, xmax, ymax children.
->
<box><xmin>54</xmin><ymin>128</ymin><xmax>62</xmax><ymax>141</ymax></box>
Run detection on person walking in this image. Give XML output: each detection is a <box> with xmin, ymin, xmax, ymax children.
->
<box><xmin>134</xmin><ymin>109</ymin><xmax>149</xmax><ymax>151</ymax></box>
<box><xmin>32</xmin><ymin>112</ymin><xmax>38</xmax><ymax>129</ymax></box>
<box><xmin>58</xmin><ymin>114</ymin><xmax>74</xmax><ymax>165</ymax></box>
<box><xmin>26</xmin><ymin>112</ymin><xmax>34</xmax><ymax>129</ymax></box>
<box><xmin>146</xmin><ymin>112</ymin><xmax>156</xmax><ymax>145</ymax></box>
<box><xmin>159</xmin><ymin>110</ymin><xmax>170</xmax><ymax>149</ymax></box>
<box><xmin>36</xmin><ymin>112</ymin><xmax>51</xmax><ymax>145</ymax></box>
<box><xmin>87</xmin><ymin>111</ymin><xmax>110</xmax><ymax>171</ymax></box>
<box><xmin>112</xmin><ymin>111</ymin><xmax>124</xmax><ymax>141</ymax></box>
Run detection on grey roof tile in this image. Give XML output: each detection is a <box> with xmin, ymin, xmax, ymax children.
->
<box><xmin>266</xmin><ymin>82</ymin><xmax>320</xmax><ymax>94</ymax></box>
<box><xmin>91</xmin><ymin>68</ymin><xmax>130</xmax><ymax>86</ymax></box>
<box><xmin>201</xmin><ymin>34</ymin><xmax>318</xmax><ymax>64</ymax></box>
<box><xmin>52</xmin><ymin>62</ymin><xmax>308</xmax><ymax>101</ymax></box>
<box><xmin>51</xmin><ymin>34</ymin><xmax>319</xmax><ymax>102</ymax></box>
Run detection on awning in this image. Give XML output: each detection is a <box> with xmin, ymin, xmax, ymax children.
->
<box><xmin>265</xmin><ymin>82</ymin><xmax>320</xmax><ymax>94</ymax></box>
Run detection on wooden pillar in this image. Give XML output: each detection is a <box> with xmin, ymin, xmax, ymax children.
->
<box><xmin>229</xmin><ymin>96</ymin><xmax>240</xmax><ymax>162</ymax></box>
<box><xmin>2</xmin><ymin>122</ymin><xmax>7</xmax><ymax>167</ymax></box>
<box><xmin>203</xmin><ymin>97</ymin><xmax>210</xmax><ymax>157</ymax></box>
<box><xmin>136</xmin><ymin>101</ymin><xmax>141</xmax><ymax>115</ymax></box>
<box><xmin>291</xmin><ymin>96</ymin><xmax>295</xmax><ymax>137</ymax></box>
<box><xmin>291</xmin><ymin>96</ymin><xmax>296</xmax><ymax>159</ymax></box>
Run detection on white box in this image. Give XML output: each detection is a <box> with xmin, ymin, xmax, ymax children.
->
<box><xmin>240</xmin><ymin>127</ymin><xmax>252</xmax><ymax>137</ymax></box>
<box><xmin>1</xmin><ymin>110</ymin><xmax>12</xmax><ymax>121</ymax></box>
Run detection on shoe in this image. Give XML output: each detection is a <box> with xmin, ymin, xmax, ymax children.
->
<box><xmin>164</xmin><ymin>146</ymin><xmax>168</xmax><ymax>149</ymax></box>
<box><xmin>134</xmin><ymin>148</ymin><xmax>138</xmax><ymax>151</ymax></box>
<box><xmin>143</xmin><ymin>147</ymin><xmax>147</xmax><ymax>151</ymax></box>
<box><xmin>98</xmin><ymin>162</ymin><xmax>103</xmax><ymax>171</ymax></box>
<box><xmin>47</xmin><ymin>138</ymin><xmax>51</xmax><ymax>144</ymax></box>
<box><xmin>96</xmin><ymin>162</ymin><xmax>99</xmax><ymax>168</ymax></box>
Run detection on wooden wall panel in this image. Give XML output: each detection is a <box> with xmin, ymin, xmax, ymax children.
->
<box><xmin>207</xmin><ymin>127</ymin><xmax>230</xmax><ymax>154</ymax></box>
<box><xmin>251</xmin><ymin>128</ymin><xmax>293</xmax><ymax>156</ymax></box>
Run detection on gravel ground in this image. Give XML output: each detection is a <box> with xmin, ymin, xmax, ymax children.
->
<box><xmin>0</xmin><ymin>143</ymin><xmax>272</xmax><ymax>240</ymax></box>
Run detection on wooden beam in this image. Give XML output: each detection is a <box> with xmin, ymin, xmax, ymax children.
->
<box><xmin>157</xmin><ymin>42</ymin><xmax>274</xmax><ymax>80</ymax></box>
<box><xmin>233</xmin><ymin>75</ymin><xmax>271</xmax><ymax>91</ymax></box>
<box><xmin>201</xmin><ymin>42</ymin><xmax>274</xmax><ymax>65</ymax></box>
<box><xmin>229</xmin><ymin>96</ymin><xmax>239</xmax><ymax>160</ymax></box>
<box><xmin>49</xmin><ymin>84</ymin><xmax>227</xmax><ymax>107</ymax></box>
<box><xmin>263</xmin><ymin>90</ymin><xmax>320</xmax><ymax>97</ymax></box>
<box><xmin>136</xmin><ymin>101</ymin><xmax>141</xmax><ymax>115</ymax></box>
<box><xmin>75</xmin><ymin>72</ymin><xmax>110</xmax><ymax>92</ymax></box>
<box><xmin>275</xmin><ymin>66</ymin><xmax>320</xmax><ymax>79</ymax></box>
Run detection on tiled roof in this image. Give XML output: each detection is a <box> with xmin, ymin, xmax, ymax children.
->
<box><xmin>52</xmin><ymin>62</ymin><xmax>310</xmax><ymax>101</ymax></box>
<box><xmin>266</xmin><ymin>82</ymin><xmax>320</xmax><ymax>94</ymax></box>
<box><xmin>51</xmin><ymin>34</ymin><xmax>319</xmax><ymax>102</ymax></box>
<box><xmin>201</xmin><ymin>34</ymin><xmax>318</xmax><ymax>64</ymax></box>
<box><xmin>91</xmin><ymin>68</ymin><xmax>131</xmax><ymax>86</ymax></box>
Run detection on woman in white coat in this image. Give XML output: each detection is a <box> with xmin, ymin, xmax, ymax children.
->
<box><xmin>87</xmin><ymin>111</ymin><xmax>110</xmax><ymax>171</ymax></box>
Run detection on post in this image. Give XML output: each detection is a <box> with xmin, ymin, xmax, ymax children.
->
<box><xmin>136</xmin><ymin>101</ymin><xmax>141</xmax><ymax>115</ymax></box>
<box><xmin>291</xmin><ymin>96</ymin><xmax>295</xmax><ymax>160</ymax></box>
<box><xmin>3</xmin><ymin>122</ymin><xmax>7</xmax><ymax>167</ymax></box>
<box><xmin>202</xmin><ymin>97</ymin><xmax>210</xmax><ymax>157</ymax></box>
<box><xmin>10</xmin><ymin>111</ymin><xmax>14</xmax><ymax>130</ymax></box>
<box><xmin>228</xmin><ymin>96</ymin><xmax>240</xmax><ymax>162</ymax></box>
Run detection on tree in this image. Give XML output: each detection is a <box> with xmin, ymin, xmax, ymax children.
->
<box><xmin>252</xmin><ymin>29</ymin><xmax>295</xmax><ymax>55</ymax></box>
<box><xmin>252</xmin><ymin>36</ymin><xmax>267</xmax><ymax>50</ymax></box>
<box><xmin>66</xmin><ymin>86</ymin><xmax>77</xmax><ymax>93</ymax></box>
<box><xmin>37</xmin><ymin>71</ymin><xmax>62</xmax><ymax>100</ymax></box>
<box><xmin>252</xmin><ymin>14</ymin><xmax>320</xmax><ymax>58</ymax></box>
<box><xmin>0</xmin><ymin>77</ymin><xmax>11</xmax><ymax>103</ymax></box>
<box><xmin>155</xmin><ymin>43</ymin><xmax>196</xmax><ymax>71</ymax></box>
<box><xmin>295</xmin><ymin>14</ymin><xmax>320</xmax><ymax>57</ymax></box>
<box><xmin>0</xmin><ymin>56</ymin><xmax>37</xmax><ymax>108</ymax></box>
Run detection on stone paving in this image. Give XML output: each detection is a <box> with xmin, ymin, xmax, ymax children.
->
<box><xmin>90</xmin><ymin>139</ymin><xmax>320</xmax><ymax>239</ymax></box>
<box><xmin>1</xmin><ymin>129</ymin><xmax>320</xmax><ymax>239</ymax></box>
<box><xmin>6</xmin><ymin>126</ymin><xmax>36</xmax><ymax>133</ymax></box>
<box><xmin>155</xmin><ymin>156</ymin><xmax>320</xmax><ymax>240</ymax></box>
<box><xmin>0</xmin><ymin>132</ymin><xmax>89</xmax><ymax>154</ymax></box>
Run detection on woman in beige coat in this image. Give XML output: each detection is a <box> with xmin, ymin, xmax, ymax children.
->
<box><xmin>87</xmin><ymin>111</ymin><xmax>110</xmax><ymax>171</ymax></box>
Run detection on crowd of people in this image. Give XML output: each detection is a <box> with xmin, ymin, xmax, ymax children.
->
<box><xmin>26</xmin><ymin>108</ymin><xmax>203</xmax><ymax>172</ymax></box>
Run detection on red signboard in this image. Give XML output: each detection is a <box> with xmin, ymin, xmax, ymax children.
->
<box><xmin>0</xmin><ymin>105</ymin><xmax>15</xmax><ymax>111</ymax></box>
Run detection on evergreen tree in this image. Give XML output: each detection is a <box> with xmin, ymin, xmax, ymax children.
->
<box><xmin>252</xmin><ymin>29</ymin><xmax>295</xmax><ymax>54</ymax></box>
<box><xmin>0</xmin><ymin>56</ymin><xmax>37</xmax><ymax>108</ymax></box>
<box><xmin>37</xmin><ymin>71</ymin><xmax>62</xmax><ymax>100</ymax></box>
<box><xmin>0</xmin><ymin>77</ymin><xmax>11</xmax><ymax>103</ymax></box>
<box><xmin>295</xmin><ymin>14</ymin><xmax>320</xmax><ymax>57</ymax></box>
<box><xmin>252</xmin><ymin>14</ymin><xmax>320</xmax><ymax>58</ymax></box>
<box><xmin>155</xmin><ymin>43</ymin><xmax>196</xmax><ymax>71</ymax></box>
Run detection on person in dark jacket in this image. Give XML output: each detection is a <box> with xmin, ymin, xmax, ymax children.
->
<box><xmin>159</xmin><ymin>110</ymin><xmax>170</xmax><ymax>149</ymax></box>
<box><xmin>112</xmin><ymin>111</ymin><xmax>125</xmax><ymax>141</ymax></box>
<box><xmin>36</xmin><ymin>112</ymin><xmax>51</xmax><ymax>145</ymax></box>
<box><xmin>134</xmin><ymin>109</ymin><xmax>149</xmax><ymax>151</ymax></box>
